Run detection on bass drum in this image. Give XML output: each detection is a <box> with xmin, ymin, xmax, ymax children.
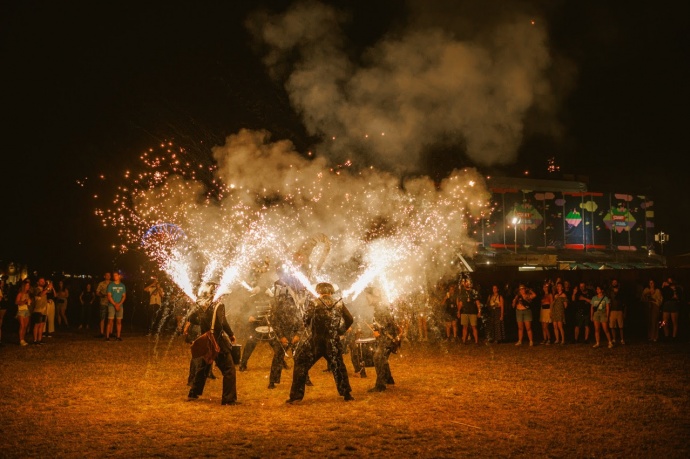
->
<box><xmin>255</xmin><ymin>325</ymin><xmax>274</xmax><ymax>340</ymax></box>
<box><xmin>354</xmin><ymin>337</ymin><xmax>376</xmax><ymax>368</ymax></box>
<box><xmin>230</xmin><ymin>344</ymin><xmax>242</xmax><ymax>366</ymax></box>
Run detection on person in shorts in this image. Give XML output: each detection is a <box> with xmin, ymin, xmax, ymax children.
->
<box><xmin>15</xmin><ymin>280</ymin><xmax>33</xmax><ymax>346</ymax></box>
<box><xmin>607</xmin><ymin>278</ymin><xmax>626</xmax><ymax>344</ymax></box>
<box><xmin>661</xmin><ymin>278</ymin><xmax>683</xmax><ymax>341</ymax></box>
<box><xmin>106</xmin><ymin>272</ymin><xmax>126</xmax><ymax>341</ymax></box>
<box><xmin>31</xmin><ymin>278</ymin><xmax>50</xmax><ymax>345</ymax></box>
<box><xmin>590</xmin><ymin>285</ymin><xmax>613</xmax><ymax>349</ymax></box>
<box><xmin>95</xmin><ymin>272</ymin><xmax>111</xmax><ymax>338</ymax></box>
<box><xmin>512</xmin><ymin>284</ymin><xmax>536</xmax><ymax>346</ymax></box>
<box><xmin>458</xmin><ymin>279</ymin><xmax>480</xmax><ymax>344</ymax></box>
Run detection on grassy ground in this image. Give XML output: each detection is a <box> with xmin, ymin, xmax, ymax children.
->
<box><xmin>1</xmin><ymin>330</ymin><xmax>689</xmax><ymax>458</ymax></box>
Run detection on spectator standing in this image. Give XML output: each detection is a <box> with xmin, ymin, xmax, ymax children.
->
<box><xmin>442</xmin><ymin>283</ymin><xmax>459</xmax><ymax>342</ymax></box>
<box><xmin>15</xmin><ymin>280</ymin><xmax>32</xmax><ymax>346</ymax></box>
<box><xmin>661</xmin><ymin>277</ymin><xmax>683</xmax><ymax>341</ymax></box>
<box><xmin>607</xmin><ymin>278</ymin><xmax>626</xmax><ymax>344</ymax></box>
<box><xmin>55</xmin><ymin>279</ymin><xmax>69</xmax><ymax>327</ymax></box>
<box><xmin>539</xmin><ymin>282</ymin><xmax>554</xmax><ymax>345</ymax></box>
<box><xmin>485</xmin><ymin>284</ymin><xmax>505</xmax><ymax>343</ymax></box>
<box><xmin>572</xmin><ymin>281</ymin><xmax>592</xmax><ymax>344</ymax></box>
<box><xmin>590</xmin><ymin>285</ymin><xmax>613</xmax><ymax>349</ymax></box>
<box><xmin>512</xmin><ymin>284</ymin><xmax>536</xmax><ymax>346</ymax></box>
<box><xmin>95</xmin><ymin>272</ymin><xmax>111</xmax><ymax>338</ymax></box>
<box><xmin>106</xmin><ymin>272</ymin><xmax>126</xmax><ymax>341</ymax></box>
<box><xmin>78</xmin><ymin>282</ymin><xmax>96</xmax><ymax>330</ymax></box>
<box><xmin>641</xmin><ymin>279</ymin><xmax>663</xmax><ymax>342</ymax></box>
<box><xmin>44</xmin><ymin>279</ymin><xmax>56</xmax><ymax>337</ymax></box>
<box><xmin>551</xmin><ymin>282</ymin><xmax>568</xmax><ymax>344</ymax></box>
<box><xmin>144</xmin><ymin>277</ymin><xmax>165</xmax><ymax>334</ymax></box>
<box><xmin>31</xmin><ymin>278</ymin><xmax>49</xmax><ymax>345</ymax></box>
<box><xmin>458</xmin><ymin>278</ymin><xmax>480</xmax><ymax>344</ymax></box>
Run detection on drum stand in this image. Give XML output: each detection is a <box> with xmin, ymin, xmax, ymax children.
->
<box><xmin>263</xmin><ymin>311</ymin><xmax>293</xmax><ymax>358</ymax></box>
<box><xmin>354</xmin><ymin>340</ymin><xmax>374</xmax><ymax>378</ymax></box>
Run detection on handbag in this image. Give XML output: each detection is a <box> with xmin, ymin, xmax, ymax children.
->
<box><xmin>190</xmin><ymin>303</ymin><xmax>221</xmax><ymax>364</ymax></box>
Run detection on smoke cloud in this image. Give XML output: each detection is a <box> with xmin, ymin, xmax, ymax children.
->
<box><xmin>125</xmin><ymin>1</ymin><xmax>567</xmax><ymax>312</ymax></box>
<box><xmin>246</xmin><ymin>0</ymin><xmax>559</xmax><ymax>173</ymax></box>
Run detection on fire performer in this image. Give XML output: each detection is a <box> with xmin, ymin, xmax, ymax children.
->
<box><xmin>187</xmin><ymin>283</ymin><xmax>239</xmax><ymax>405</ymax></box>
<box><xmin>368</xmin><ymin>304</ymin><xmax>402</xmax><ymax>392</ymax></box>
<box><xmin>240</xmin><ymin>267</ymin><xmax>301</xmax><ymax>371</ymax></box>
<box><xmin>286</xmin><ymin>282</ymin><xmax>354</xmax><ymax>403</ymax></box>
<box><xmin>267</xmin><ymin>289</ymin><xmax>303</xmax><ymax>389</ymax></box>
<box><xmin>238</xmin><ymin>298</ymin><xmax>271</xmax><ymax>372</ymax></box>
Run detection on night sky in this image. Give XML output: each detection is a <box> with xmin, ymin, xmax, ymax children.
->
<box><xmin>2</xmin><ymin>0</ymin><xmax>689</xmax><ymax>275</ymax></box>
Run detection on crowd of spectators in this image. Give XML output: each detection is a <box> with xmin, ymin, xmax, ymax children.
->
<box><xmin>394</xmin><ymin>274</ymin><xmax>688</xmax><ymax>347</ymax></box>
<box><xmin>0</xmin><ymin>271</ymin><xmax>687</xmax><ymax>348</ymax></box>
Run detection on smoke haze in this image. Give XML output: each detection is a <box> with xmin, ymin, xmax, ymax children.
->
<box><xmin>247</xmin><ymin>0</ymin><xmax>560</xmax><ymax>173</ymax></box>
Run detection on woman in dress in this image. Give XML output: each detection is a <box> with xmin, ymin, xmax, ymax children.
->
<box><xmin>442</xmin><ymin>283</ymin><xmax>459</xmax><ymax>342</ymax></box>
<box><xmin>79</xmin><ymin>282</ymin><xmax>96</xmax><ymax>330</ymax></box>
<box><xmin>539</xmin><ymin>282</ymin><xmax>554</xmax><ymax>345</ymax></box>
<box><xmin>55</xmin><ymin>279</ymin><xmax>69</xmax><ymax>327</ymax></box>
<box><xmin>641</xmin><ymin>279</ymin><xmax>663</xmax><ymax>342</ymax></box>
<box><xmin>15</xmin><ymin>280</ymin><xmax>32</xmax><ymax>346</ymax></box>
<box><xmin>551</xmin><ymin>282</ymin><xmax>568</xmax><ymax>344</ymax></box>
<box><xmin>485</xmin><ymin>284</ymin><xmax>505</xmax><ymax>343</ymax></box>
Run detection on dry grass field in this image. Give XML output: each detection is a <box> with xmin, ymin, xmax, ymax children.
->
<box><xmin>1</xmin><ymin>330</ymin><xmax>689</xmax><ymax>459</ymax></box>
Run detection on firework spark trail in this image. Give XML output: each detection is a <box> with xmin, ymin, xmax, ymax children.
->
<box><xmin>97</xmin><ymin>132</ymin><xmax>490</xmax><ymax>306</ymax></box>
<box><xmin>162</xmin><ymin>249</ymin><xmax>197</xmax><ymax>302</ymax></box>
<box><xmin>90</xmin><ymin>1</ymin><xmax>559</xmax><ymax>314</ymax></box>
<box><xmin>288</xmin><ymin>266</ymin><xmax>318</xmax><ymax>297</ymax></box>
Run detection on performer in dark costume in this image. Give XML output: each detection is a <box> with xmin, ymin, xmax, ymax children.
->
<box><xmin>267</xmin><ymin>288</ymin><xmax>304</xmax><ymax>389</ymax></box>
<box><xmin>345</xmin><ymin>316</ymin><xmax>368</xmax><ymax>377</ymax></box>
<box><xmin>287</xmin><ymin>282</ymin><xmax>354</xmax><ymax>403</ymax></box>
<box><xmin>238</xmin><ymin>308</ymin><xmax>269</xmax><ymax>372</ymax></box>
<box><xmin>368</xmin><ymin>304</ymin><xmax>401</xmax><ymax>392</ymax></box>
<box><xmin>187</xmin><ymin>284</ymin><xmax>239</xmax><ymax>405</ymax></box>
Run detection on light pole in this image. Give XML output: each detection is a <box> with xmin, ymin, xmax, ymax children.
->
<box><xmin>655</xmin><ymin>232</ymin><xmax>669</xmax><ymax>255</ymax></box>
<box><xmin>512</xmin><ymin>217</ymin><xmax>520</xmax><ymax>254</ymax></box>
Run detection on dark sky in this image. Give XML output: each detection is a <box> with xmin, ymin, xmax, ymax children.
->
<box><xmin>1</xmin><ymin>0</ymin><xmax>689</xmax><ymax>275</ymax></box>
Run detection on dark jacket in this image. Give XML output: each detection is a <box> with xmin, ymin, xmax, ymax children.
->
<box><xmin>303</xmin><ymin>294</ymin><xmax>353</xmax><ymax>340</ymax></box>
<box><xmin>198</xmin><ymin>302</ymin><xmax>235</xmax><ymax>353</ymax></box>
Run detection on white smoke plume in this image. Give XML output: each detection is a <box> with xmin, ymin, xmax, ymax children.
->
<box><xmin>129</xmin><ymin>128</ymin><xmax>489</xmax><ymax>306</ymax></box>
<box><xmin>246</xmin><ymin>0</ymin><xmax>558</xmax><ymax>173</ymax></box>
<box><xmin>125</xmin><ymin>0</ymin><xmax>568</xmax><ymax>308</ymax></box>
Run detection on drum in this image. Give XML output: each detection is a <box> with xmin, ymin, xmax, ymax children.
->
<box><xmin>354</xmin><ymin>337</ymin><xmax>376</xmax><ymax>368</ymax></box>
<box><xmin>255</xmin><ymin>325</ymin><xmax>274</xmax><ymax>341</ymax></box>
<box><xmin>231</xmin><ymin>344</ymin><xmax>242</xmax><ymax>366</ymax></box>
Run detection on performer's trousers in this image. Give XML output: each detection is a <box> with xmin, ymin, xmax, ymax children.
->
<box><xmin>289</xmin><ymin>339</ymin><xmax>351</xmax><ymax>400</ymax></box>
<box><xmin>189</xmin><ymin>352</ymin><xmax>237</xmax><ymax>404</ymax></box>
<box><xmin>269</xmin><ymin>338</ymin><xmax>287</xmax><ymax>384</ymax></box>
<box><xmin>373</xmin><ymin>342</ymin><xmax>393</xmax><ymax>389</ymax></box>
<box><xmin>240</xmin><ymin>335</ymin><xmax>259</xmax><ymax>368</ymax></box>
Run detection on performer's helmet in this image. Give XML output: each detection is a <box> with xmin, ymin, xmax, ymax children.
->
<box><xmin>316</xmin><ymin>282</ymin><xmax>335</xmax><ymax>295</ymax></box>
<box><xmin>198</xmin><ymin>282</ymin><xmax>218</xmax><ymax>302</ymax></box>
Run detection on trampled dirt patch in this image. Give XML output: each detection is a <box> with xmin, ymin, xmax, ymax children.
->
<box><xmin>1</xmin><ymin>332</ymin><xmax>689</xmax><ymax>458</ymax></box>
